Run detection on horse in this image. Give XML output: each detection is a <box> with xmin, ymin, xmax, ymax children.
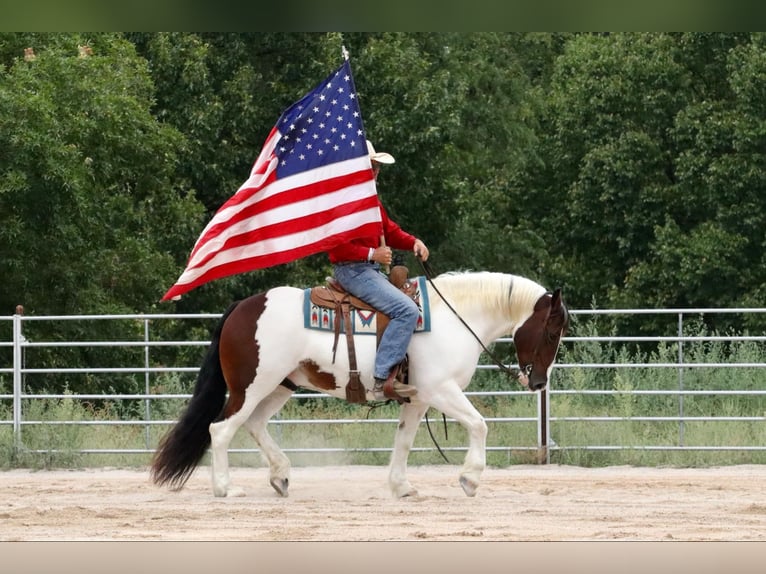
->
<box><xmin>150</xmin><ymin>270</ymin><xmax>569</xmax><ymax>499</ymax></box>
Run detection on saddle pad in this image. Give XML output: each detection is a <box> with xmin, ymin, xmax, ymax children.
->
<box><xmin>304</xmin><ymin>276</ymin><xmax>431</xmax><ymax>334</ymax></box>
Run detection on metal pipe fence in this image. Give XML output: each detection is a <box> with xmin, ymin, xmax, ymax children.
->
<box><xmin>1</xmin><ymin>307</ymin><xmax>765</xmax><ymax>465</ymax></box>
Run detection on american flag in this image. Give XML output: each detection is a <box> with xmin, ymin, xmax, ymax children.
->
<box><xmin>162</xmin><ymin>59</ymin><xmax>381</xmax><ymax>301</ymax></box>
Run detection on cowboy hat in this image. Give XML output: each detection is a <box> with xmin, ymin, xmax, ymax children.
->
<box><xmin>366</xmin><ymin>140</ymin><xmax>395</xmax><ymax>164</ymax></box>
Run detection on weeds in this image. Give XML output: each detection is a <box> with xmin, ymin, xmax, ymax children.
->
<box><xmin>2</xmin><ymin>326</ymin><xmax>765</xmax><ymax>469</ymax></box>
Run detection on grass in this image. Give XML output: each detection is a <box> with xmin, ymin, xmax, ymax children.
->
<box><xmin>1</xmin><ymin>327</ymin><xmax>765</xmax><ymax>470</ymax></box>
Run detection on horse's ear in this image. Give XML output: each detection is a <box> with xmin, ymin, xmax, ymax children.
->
<box><xmin>551</xmin><ymin>288</ymin><xmax>563</xmax><ymax>308</ymax></box>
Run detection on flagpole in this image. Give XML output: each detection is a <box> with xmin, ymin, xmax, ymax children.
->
<box><xmin>342</xmin><ymin>44</ymin><xmax>387</xmax><ymax>274</ymax></box>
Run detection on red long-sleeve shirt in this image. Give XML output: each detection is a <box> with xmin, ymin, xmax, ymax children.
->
<box><xmin>327</xmin><ymin>199</ymin><xmax>416</xmax><ymax>264</ymax></box>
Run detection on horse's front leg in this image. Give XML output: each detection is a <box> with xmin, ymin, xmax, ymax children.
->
<box><xmin>242</xmin><ymin>384</ymin><xmax>294</xmax><ymax>497</ymax></box>
<box><xmin>388</xmin><ymin>401</ymin><xmax>429</xmax><ymax>498</ymax></box>
<box><xmin>426</xmin><ymin>384</ymin><xmax>488</xmax><ymax>497</ymax></box>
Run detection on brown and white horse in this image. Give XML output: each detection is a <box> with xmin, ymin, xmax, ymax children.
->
<box><xmin>151</xmin><ymin>271</ymin><xmax>568</xmax><ymax>499</ymax></box>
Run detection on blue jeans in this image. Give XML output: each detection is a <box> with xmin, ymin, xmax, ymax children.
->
<box><xmin>333</xmin><ymin>262</ymin><xmax>419</xmax><ymax>380</ymax></box>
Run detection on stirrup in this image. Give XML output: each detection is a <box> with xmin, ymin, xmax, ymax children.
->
<box><xmin>392</xmin><ymin>380</ymin><xmax>417</xmax><ymax>398</ymax></box>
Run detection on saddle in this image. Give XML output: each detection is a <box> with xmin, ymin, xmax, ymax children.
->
<box><xmin>308</xmin><ymin>265</ymin><xmax>416</xmax><ymax>404</ymax></box>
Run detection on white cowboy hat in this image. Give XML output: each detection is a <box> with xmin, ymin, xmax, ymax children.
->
<box><xmin>366</xmin><ymin>140</ymin><xmax>395</xmax><ymax>164</ymax></box>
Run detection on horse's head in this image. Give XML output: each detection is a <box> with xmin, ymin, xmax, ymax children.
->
<box><xmin>512</xmin><ymin>288</ymin><xmax>569</xmax><ymax>391</ymax></box>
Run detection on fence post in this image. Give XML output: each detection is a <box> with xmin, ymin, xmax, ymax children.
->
<box><xmin>12</xmin><ymin>305</ymin><xmax>24</xmax><ymax>453</ymax></box>
<box><xmin>677</xmin><ymin>312</ymin><xmax>685</xmax><ymax>447</ymax></box>
<box><xmin>144</xmin><ymin>318</ymin><xmax>151</xmax><ymax>451</ymax></box>
<box><xmin>537</xmin><ymin>388</ymin><xmax>548</xmax><ymax>464</ymax></box>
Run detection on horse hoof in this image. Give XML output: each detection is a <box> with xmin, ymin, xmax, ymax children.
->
<box><xmin>393</xmin><ymin>487</ymin><xmax>418</xmax><ymax>499</ymax></box>
<box><xmin>227</xmin><ymin>486</ymin><xmax>247</xmax><ymax>498</ymax></box>
<box><xmin>270</xmin><ymin>477</ymin><xmax>289</xmax><ymax>497</ymax></box>
<box><xmin>459</xmin><ymin>476</ymin><xmax>478</xmax><ymax>497</ymax></box>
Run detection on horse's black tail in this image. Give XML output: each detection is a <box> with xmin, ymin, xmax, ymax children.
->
<box><xmin>150</xmin><ymin>301</ymin><xmax>241</xmax><ymax>490</ymax></box>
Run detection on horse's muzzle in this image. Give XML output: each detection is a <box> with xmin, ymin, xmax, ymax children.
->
<box><xmin>526</xmin><ymin>373</ymin><xmax>548</xmax><ymax>392</ymax></box>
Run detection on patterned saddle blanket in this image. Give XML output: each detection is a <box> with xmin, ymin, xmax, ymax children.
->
<box><xmin>303</xmin><ymin>275</ymin><xmax>431</xmax><ymax>334</ymax></box>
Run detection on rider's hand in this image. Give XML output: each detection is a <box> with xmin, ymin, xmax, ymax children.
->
<box><xmin>372</xmin><ymin>246</ymin><xmax>393</xmax><ymax>265</ymax></box>
<box><xmin>413</xmin><ymin>239</ymin><xmax>429</xmax><ymax>262</ymax></box>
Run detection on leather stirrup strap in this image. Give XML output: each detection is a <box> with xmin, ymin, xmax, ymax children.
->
<box><xmin>331</xmin><ymin>302</ymin><xmax>341</xmax><ymax>363</ymax></box>
<box><xmin>327</xmin><ymin>288</ymin><xmax>345</xmax><ymax>364</ymax></box>
<box><xmin>341</xmin><ymin>301</ymin><xmax>366</xmax><ymax>403</ymax></box>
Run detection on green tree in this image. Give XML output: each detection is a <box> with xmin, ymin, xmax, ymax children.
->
<box><xmin>0</xmin><ymin>33</ymin><xmax>203</xmax><ymax>317</ymax></box>
<box><xmin>528</xmin><ymin>32</ymin><xmax>764</xmax><ymax>329</ymax></box>
<box><xmin>620</xmin><ymin>33</ymin><xmax>766</xmax><ymax>329</ymax></box>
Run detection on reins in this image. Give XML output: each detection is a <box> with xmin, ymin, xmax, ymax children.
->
<box><xmin>418</xmin><ymin>258</ymin><xmax>522</xmax><ymax>380</ymax></box>
<box><xmin>413</xmin><ymin>258</ymin><xmax>522</xmax><ymax>464</ymax></box>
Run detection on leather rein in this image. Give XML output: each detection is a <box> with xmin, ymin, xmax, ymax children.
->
<box><xmin>418</xmin><ymin>258</ymin><xmax>523</xmax><ymax>381</ymax></box>
<box><xmin>414</xmin><ymin>258</ymin><xmax>524</xmax><ymax>463</ymax></box>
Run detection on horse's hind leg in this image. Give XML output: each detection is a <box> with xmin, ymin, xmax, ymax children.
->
<box><xmin>388</xmin><ymin>401</ymin><xmax>429</xmax><ymax>498</ymax></box>
<box><xmin>209</xmin><ymin>380</ymin><xmax>284</xmax><ymax>497</ymax></box>
<box><xmin>242</xmin><ymin>383</ymin><xmax>294</xmax><ymax>497</ymax></box>
<box><xmin>209</xmin><ymin>401</ymin><xmax>251</xmax><ymax>498</ymax></box>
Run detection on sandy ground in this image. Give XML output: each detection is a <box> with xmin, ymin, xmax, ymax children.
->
<box><xmin>2</xmin><ymin>464</ymin><xmax>766</xmax><ymax>541</ymax></box>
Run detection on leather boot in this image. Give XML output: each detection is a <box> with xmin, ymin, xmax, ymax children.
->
<box><xmin>372</xmin><ymin>377</ymin><xmax>386</xmax><ymax>400</ymax></box>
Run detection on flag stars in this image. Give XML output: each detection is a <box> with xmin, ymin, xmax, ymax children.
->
<box><xmin>273</xmin><ymin>63</ymin><xmax>368</xmax><ymax>175</ymax></box>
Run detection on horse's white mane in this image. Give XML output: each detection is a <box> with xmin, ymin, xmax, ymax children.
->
<box><xmin>428</xmin><ymin>271</ymin><xmax>546</xmax><ymax>322</ymax></box>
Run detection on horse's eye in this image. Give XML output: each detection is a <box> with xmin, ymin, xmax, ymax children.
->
<box><xmin>524</xmin><ymin>364</ymin><xmax>533</xmax><ymax>375</ymax></box>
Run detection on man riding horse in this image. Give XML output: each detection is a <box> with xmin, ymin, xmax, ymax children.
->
<box><xmin>327</xmin><ymin>140</ymin><xmax>430</xmax><ymax>400</ymax></box>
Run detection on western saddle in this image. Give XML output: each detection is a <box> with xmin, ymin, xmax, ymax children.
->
<box><xmin>308</xmin><ymin>265</ymin><xmax>416</xmax><ymax>403</ymax></box>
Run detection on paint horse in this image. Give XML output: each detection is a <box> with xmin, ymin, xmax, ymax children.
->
<box><xmin>151</xmin><ymin>271</ymin><xmax>569</xmax><ymax>498</ymax></box>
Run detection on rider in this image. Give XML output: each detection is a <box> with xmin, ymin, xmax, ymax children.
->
<box><xmin>327</xmin><ymin>140</ymin><xmax>430</xmax><ymax>400</ymax></box>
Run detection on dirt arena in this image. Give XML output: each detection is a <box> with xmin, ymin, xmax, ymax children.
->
<box><xmin>2</xmin><ymin>464</ymin><xmax>766</xmax><ymax>541</ymax></box>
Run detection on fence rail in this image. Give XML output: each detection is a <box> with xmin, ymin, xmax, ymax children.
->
<box><xmin>1</xmin><ymin>307</ymin><xmax>765</xmax><ymax>465</ymax></box>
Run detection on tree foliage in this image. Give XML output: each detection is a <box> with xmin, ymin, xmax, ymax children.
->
<box><xmin>2</xmin><ymin>32</ymin><xmax>765</xmax><ymax>338</ymax></box>
<box><xmin>0</xmin><ymin>33</ymin><xmax>203</xmax><ymax>317</ymax></box>
<box><xmin>524</xmin><ymin>32</ymin><xmax>765</xmax><ymax>331</ymax></box>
